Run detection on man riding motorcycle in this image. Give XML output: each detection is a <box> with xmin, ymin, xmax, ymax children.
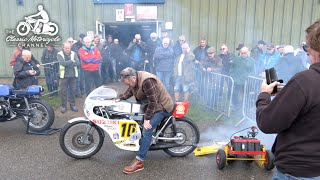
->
<box><xmin>118</xmin><ymin>67</ymin><xmax>174</xmax><ymax>174</ymax></box>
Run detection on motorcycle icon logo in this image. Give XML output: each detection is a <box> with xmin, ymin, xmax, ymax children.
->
<box><xmin>16</xmin><ymin>5</ymin><xmax>59</xmax><ymax>36</ymax></box>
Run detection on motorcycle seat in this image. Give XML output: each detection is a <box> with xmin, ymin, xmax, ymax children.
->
<box><xmin>12</xmin><ymin>89</ymin><xmax>29</xmax><ymax>95</ymax></box>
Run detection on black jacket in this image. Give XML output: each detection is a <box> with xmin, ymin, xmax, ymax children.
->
<box><xmin>218</xmin><ymin>53</ymin><xmax>237</xmax><ymax>75</ymax></box>
<box><xmin>14</xmin><ymin>58</ymin><xmax>40</xmax><ymax>89</ymax></box>
<box><xmin>193</xmin><ymin>46</ymin><xmax>210</xmax><ymax>62</ymax></box>
<box><xmin>146</xmin><ymin>39</ymin><xmax>161</xmax><ymax>63</ymax></box>
<box><xmin>256</xmin><ymin>63</ymin><xmax>320</xmax><ymax>177</ymax></box>
<box><xmin>251</xmin><ymin>45</ymin><xmax>263</xmax><ymax>61</ymax></box>
<box><xmin>173</xmin><ymin>41</ymin><xmax>183</xmax><ymax>58</ymax></box>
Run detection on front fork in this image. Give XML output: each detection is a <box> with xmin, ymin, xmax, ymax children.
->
<box><xmin>80</xmin><ymin>121</ymin><xmax>95</xmax><ymax>145</ymax></box>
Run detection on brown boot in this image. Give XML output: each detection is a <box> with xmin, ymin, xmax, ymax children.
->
<box><xmin>123</xmin><ymin>158</ymin><xmax>144</xmax><ymax>174</ymax></box>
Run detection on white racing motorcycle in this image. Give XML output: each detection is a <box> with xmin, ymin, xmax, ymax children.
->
<box><xmin>59</xmin><ymin>86</ymin><xmax>200</xmax><ymax>159</ymax></box>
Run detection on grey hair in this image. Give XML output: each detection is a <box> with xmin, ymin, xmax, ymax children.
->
<box><xmin>150</xmin><ymin>32</ymin><xmax>157</xmax><ymax>38</ymax></box>
<box><xmin>135</xmin><ymin>34</ymin><xmax>141</xmax><ymax>39</ymax></box>
<box><xmin>284</xmin><ymin>45</ymin><xmax>294</xmax><ymax>54</ymax></box>
<box><xmin>83</xmin><ymin>36</ymin><xmax>92</xmax><ymax>43</ymax></box>
<box><xmin>120</xmin><ymin>67</ymin><xmax>137</xmax><ymax>81</ymax></box>
<box><xmin>181</xmin><ymin>43</ymin><xmax>189</xmax><ymax>48</ymax></box>
<box><xmin>179</xmin><ymin>35</ymin><xmax>185</xmax><ymax>40</ymax></box>
<box><xmin>22</xmin><ymin>50</ymin><xmax>31</xmax><ymax>56</ymax></box>
<box><xmin>162</xmin><ymin>37</ymin><xmax>170</xmax><ymax>43</ymax></box>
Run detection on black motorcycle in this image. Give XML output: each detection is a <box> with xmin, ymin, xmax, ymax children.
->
<box><xmin>0</xmin><ymin>84</ymin><xmax>54</xmax><ymax>132</ymax></box>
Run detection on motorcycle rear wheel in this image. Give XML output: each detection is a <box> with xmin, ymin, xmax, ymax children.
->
<box><xmin>48</xmin><ymin>22</ymin><xmax>59</xmax><ymax>36</ymax></box>
<box><xmin>162</xmin><ymin>117</ymin><xmax>200</xmax><ymax>157</ymax></box>
<box><xmin>23</xmin><ymin>99</ymin><xmax>55</xmax><ymax>132</ymax></box>
<box><xmin>59</xmin><ymin>121</ymin><xmax>104</xmax><ymax>159</ymax></box>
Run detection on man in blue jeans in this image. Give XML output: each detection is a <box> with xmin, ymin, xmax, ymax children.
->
<box><xmin>117</xmin><ymin>67</ymin><xmax>174</xmax><ymax>174</ymax></box>
<box><xmin>153</xmin><ymin>38</ymin><xmax>175</xmax><ymax>92</ymax></box>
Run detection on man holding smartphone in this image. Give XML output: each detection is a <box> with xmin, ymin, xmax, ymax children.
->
<box><xmin>125</xmin><ymin>34</ymin><xmax>146</xmax><ymax>70</ymax></box>
<box><xmin>13</xmin><ymin>50</ymin><xmax>40</xmax><ymax>89</ymax></box>
<box><xmin>256</xmin><ymin>19</ymin><xmax>320</xmax><ymax>179</ymax></box>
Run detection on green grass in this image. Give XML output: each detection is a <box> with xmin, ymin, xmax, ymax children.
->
<box><xmin>186</xmin><ymin>96</ymin><xmax>220</xmax><ymax>123</ymax></box>
<box><xmin>42</xmin><ymin>95</ymin><xmax>60</xmax><ymax>109</ymax></box>
<box><xmin>39</xmin><ymin>82</ymin><xmax>60</xmax><ymax>109</ymax></box>
<box><xmin>186</xmin><ymin>95</ymin><xmax>244</xmax><ymax>125</ymax></box>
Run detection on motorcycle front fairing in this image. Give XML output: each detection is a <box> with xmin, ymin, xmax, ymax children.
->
<box><xmin>84</xmin><ymin>86</ymin><xmax>142</xmax><ymax>151</ymax></box>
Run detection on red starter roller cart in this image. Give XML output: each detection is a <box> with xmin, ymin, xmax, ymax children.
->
<box><xmin>216</xmin><ymin>126</ymin><xmax>274</xmax><ymax>171</ymax></box>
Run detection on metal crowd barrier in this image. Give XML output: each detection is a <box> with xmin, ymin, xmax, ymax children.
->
<box><xmin>192</xmin><ymin>68</ymin><xmax>234</xmax><ymax>120</ymax></box>
<box><xmin>235</xmin><ymin>76</ymin><xmax>264</xmax><ymax>126</ymax></box>
<box><xmin>40</xmin><ymin>61</ymin><xmax>60</xmax><ymax>96</ymax></box>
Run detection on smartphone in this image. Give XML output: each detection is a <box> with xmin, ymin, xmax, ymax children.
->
<box><xmin>265</xmin><ymin>68</ymin><xmax>283</xmax><ymax>94</ymax></box>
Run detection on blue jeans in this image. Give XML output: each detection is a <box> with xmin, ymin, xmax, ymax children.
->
<box><xmin>108</xmin><ymin>58</ymin><xmax>117</xmax><ymax>82</ymax></box>
<box><xmin>272</xmin><ymin>169</ymin><xmax>320</xmax><ymax>180</ymax></box>
<box><xmin>174</xmin><ymin>76</ymin><xmax>189</xmax><ymax>92</ymax></box>
<box><xmin>156</xmin><ymin>71</ymin><xmax>172</xmax><ymax>92</ymax></box>
<box><xmin>136</xmin><ymin>110</ymin><xmax>169</xmax><ymax>161</ymax></box>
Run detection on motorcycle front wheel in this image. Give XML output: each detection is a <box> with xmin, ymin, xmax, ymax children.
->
<box><xmin>59</xmin><ymin>120</ymin><xmax>104</xmax><ymax>159</ymax></box>
<box><xmin>23</xmin><ymin>99</ymin><xmax>55</xmax><ymax>131</ymax></box>
<box><xmin>162</xmin><ymin>117</ymin><xmax>200</xmax><ymax>157</ymax></box>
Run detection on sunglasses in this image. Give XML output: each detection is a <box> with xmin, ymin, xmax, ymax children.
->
<box><xmin>220</xmin><ymin>48</ymin><xmax>226</xmax><ymax>50</ymax></box>
<box><xmin>302</xmin><ymin>43</ymin><xmax>309</xmax><ymax>52</ymax></box>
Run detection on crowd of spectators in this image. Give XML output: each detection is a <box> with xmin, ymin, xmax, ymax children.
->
<box><xmin>10</xmin><ymin>29</ymin><xmax>309</xmax><ymax>111</ymax></box>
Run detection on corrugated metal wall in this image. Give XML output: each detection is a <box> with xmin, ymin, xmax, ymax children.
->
<box><xmin>0</xmin><ymin>0</ymin><xmax>319</xmax><ymax>77</ymax></box>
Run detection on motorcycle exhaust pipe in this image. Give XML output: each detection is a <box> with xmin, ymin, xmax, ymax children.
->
<box><xmin>149</xmin><ymin>143</ymin><xmax>182</xmax><ymax>151</ymax></box>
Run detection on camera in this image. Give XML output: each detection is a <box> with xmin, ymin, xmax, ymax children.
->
<box><xmin>265</xmin><ymin>68</ymin><xmax>283</xmax><ymax>94</ymax></box>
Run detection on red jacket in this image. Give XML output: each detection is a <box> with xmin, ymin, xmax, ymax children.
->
<box><xmin>78</xmin><ymin>45</ymin><xmax>102</xmax><ymax>71</ymax></box>
<box><xmin>10</xmin><ymin>49</ymin><xmax>22</xmax><ymax>67</ymax></box>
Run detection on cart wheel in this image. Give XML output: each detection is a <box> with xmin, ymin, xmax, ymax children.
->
<box><xmin>264</xmin><ymin>150</ymin><xmax>275</xmax><ymax>171</ymax></box>
<box><xmin>216</xmin><ymin>149</ymin><xmax>227</xmax><ymax>170</ymax></box>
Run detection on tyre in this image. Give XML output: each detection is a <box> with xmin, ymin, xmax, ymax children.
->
<box><xmin>216</xmin><ymin>149</ymin><xmax>227</xmax><ymax>170</ymax></box>
<box><xmin>59</xmin><ymin>120</ymin><xmax>104</xmax><ymax>159</ymax></box>
<box><xmin>23</xmin><ymin>99</ymin><xmax>55</xmax><ymax>132</ymax></box>
<box><xmin>16</xmin><ymin>22</ymin><xmax>31</xmax><ymax>36</ymax></box>
<box><xmin>264</xmin><ymin>150</ymin><xmax>275</xmax><ymax>171</ymax></box>
<box><xmin>162</xmin><ymin>117</ymin><xmax>200</xmax><ymax>157</ymax></box>
<box><xmin>48</xmin><ymin>22</ymin><xmax>59</xmax><ymax>36</ymax></box>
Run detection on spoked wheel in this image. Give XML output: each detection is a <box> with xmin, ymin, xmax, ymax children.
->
<box><xmin>162</xmin><ymin>117</ymin><xmax>200</xmax><ymax>157</ymax></box>
<box><xmin>23</xmin><ymin>99</ymin><xmax>54</xmax><ymax>131</ymax></box>
<box><xmin>16</xmin><ymin>22</ymin><xmax>31</xmax><ymax>36</ymax></box>
<box><xmin>59</xmin><ymin>120</ymin><xmax>104</xmax><ymax>159</ymax></box>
